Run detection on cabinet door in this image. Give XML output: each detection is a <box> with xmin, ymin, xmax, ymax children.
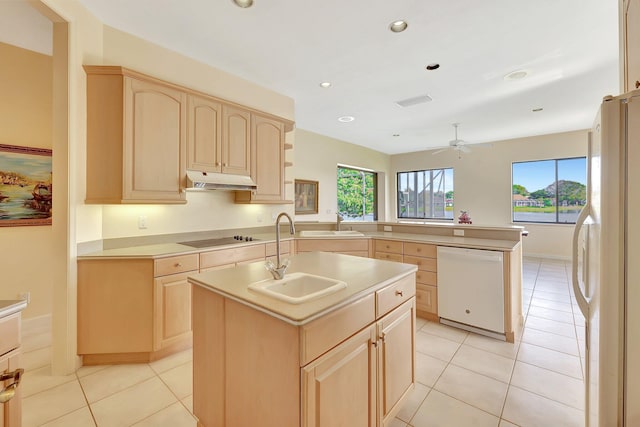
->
<box><xmin>124</xmin><ymin>77</ymin><xmax>186</xmax><ymax>202</ymax></box>
<box><xmin>302</xmin><ymin>325</ymin><xmax>377</xmax><ymax>427</ymax></box>
<box><xmin>625</xmin><ymin>0</ymin><xmax>640</xmax><ymax>91</ymax></box>
<box><xmin>154</xmin><ymin>272</ymin><xmax>193</xmax><ymax>351</ymax></box>
<box><xmin>0</xmin><ymin>351</ymin><xmax>21</xmax><ymax>427</ymax></box>
<box><xmin>377</xmin><ymin>298</ymin><xmax>415</xmax><ymax>424</ymax></box>
<box><xmin>187</xmin><ymin>94</ymin><xmax>222</xmax><ymax>172</ymax></box>
<box><xmin>221</xmin><ymin>105</ymin><xmax>251</xmax><ymax>176</ymax></box>
<box><xmin>251</xmin><ymin>114</ymin><xmax>285</xmax><ymax>200</ymax></box>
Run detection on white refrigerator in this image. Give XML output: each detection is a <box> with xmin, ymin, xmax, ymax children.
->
<box><xmin>572</xmin><ymin>89</ymin><xmax>640</xmax><ymax>427</ymax></box>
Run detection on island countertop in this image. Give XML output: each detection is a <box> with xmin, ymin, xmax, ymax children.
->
<box><xmin>187</xmin><ymin>251</ymin><xmax>417</xmax><ymax>326</ymax></box>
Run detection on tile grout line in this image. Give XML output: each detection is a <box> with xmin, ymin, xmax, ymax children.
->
<box><xmin>74</xmin><ymin>368</ymin><xmax>99</xmax><ymax>427</ymax></box>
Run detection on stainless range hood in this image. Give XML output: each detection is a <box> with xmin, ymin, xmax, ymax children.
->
<box><xmin>186</xmin><ymin>170</ymin><xmax>257</xmax><ymax>191</ymax></box>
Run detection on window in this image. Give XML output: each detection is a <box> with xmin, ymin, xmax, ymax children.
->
<box><xmin>512</xmin><ymin>157</ymin><xmax>586</xmax><ymax>224</ymax></box>
<box><xmin>337</xmin><ymin>166</ymin><xmax>377</xmax><ymax>221</ymax></box>
<box><xmin>397</xmin><ymin>168</ymin><xmax>454</xmax><ymax>220</ymax></box>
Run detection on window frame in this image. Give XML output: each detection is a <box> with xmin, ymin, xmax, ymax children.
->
<box><xmin>396</xmin><ymin>167</ymin><xmax>454</xmax><ymax>221</ymax></box>
<box><xmin>511</xmin><ymin>156</ymin><xmax>587</xmax><ymax>225</ymax></box>
<box><xmin>336</xmin><ymin>165</ymin><xmax>378</xmax><ymax>222</ymax></box>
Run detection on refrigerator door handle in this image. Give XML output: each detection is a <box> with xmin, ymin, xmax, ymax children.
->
<box><xmin>571</xmin><ymin>204</ymin><xmax>591</xmax><ymax>318</ymax></box>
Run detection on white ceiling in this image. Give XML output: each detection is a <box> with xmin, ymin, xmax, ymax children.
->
<box><xmin>0</xmin><ymin>1</ymin><xmax>52</xmax><ymax>55</ymax></box>
<box><xmin>11</xmin><ymin>0</ymin><xmax>622</xmax><ymax>155</ymax></box>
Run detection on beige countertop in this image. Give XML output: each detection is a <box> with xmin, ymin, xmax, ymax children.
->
<box><xmin>188</xmin><ymin>252</ymin><xmax>417</xmax><ymax>326</ymax></box>
<box><xmin>78</xmin><ymin>230</ymin><xmax>519</xmax><ymax>259</ymax></box>
<box><xmin>0</xmin><ymin>300</ymin><xmax>28</xmax><ymax>318</ymax></box>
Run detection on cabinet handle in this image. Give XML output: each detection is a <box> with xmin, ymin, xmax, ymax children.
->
<box><xmin>372</xmin><ymin>341</ymin><xmax>378</xmax><ymax>348</ymax></box>
<box><xmin>175</xmin><ymin>262</ymin><xmax>182</xmax><ymax>267</ymax></box>
<box><xmin>223</xmin><ymin>162</ymin><xmax>227</xmax><ymax>167</ymax></box>
<box><xmin>465</xmin><ymin>309</ymin><xmax>471</xmax><ymax>314</ymax></box>
<box><xmin>636</xmin><ymin>80</ymin><xmax>640</xmax><ymax>89</ymax></box>
<box><xmin>395</xmin><ymin>290</ymin><xmax>404</xmax><ymax>297</ymax></box>
<box><xmin>379</xmin><ymin>332</ymin><xmax>386</xmax><ymax>342</ymax></box>
<box><xmin>417</xmin><ymin>248</ymin><xmax>421</xmax><ymax>252</ymax></box>
<box><xmin>215</xmin><ymin>162</ymin><xmax>221</xmax><ymax>166</ymax></box>
<box><xmin>0</xmin><ymin>368</ymin><xmax>23</xmax><ymax>404</ymax></box>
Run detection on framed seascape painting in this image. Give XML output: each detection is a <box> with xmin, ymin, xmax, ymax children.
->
<box><xmin>0</xmin><ymin>144</ymin><xmax>53</xmax><ymax>226</ymax></box>
<box><xmin>295</xmin><ymin>179</ymin><xmax>318</xmax><ymax>215</ymax></box>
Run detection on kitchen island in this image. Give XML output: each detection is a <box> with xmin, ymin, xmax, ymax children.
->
<box><xmin>188</xmin><ymin>252</ymin><xmax>417</xmax><ymax>427</ymax></box>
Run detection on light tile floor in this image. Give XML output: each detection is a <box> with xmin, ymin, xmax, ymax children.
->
<box><xmin>21</xmin><ymin>257</ymin><xmax>585</xmax><ymax>427</ymax></box>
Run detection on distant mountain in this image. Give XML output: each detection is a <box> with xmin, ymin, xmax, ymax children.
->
<box><xmin>529</xmin><ymin>180</ymin><xmax>586</xmax><ymax>203</ymax></box>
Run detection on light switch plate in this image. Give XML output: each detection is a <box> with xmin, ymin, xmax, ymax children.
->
<box><xmin>383</xmin><ymin>225</ymin><xmax>392</xmax><ymax>232</ymax></box>
<box><xmin>453</xmin><ymin>229</ymin><xmax>464</xmax><ymax>236</ymax></box>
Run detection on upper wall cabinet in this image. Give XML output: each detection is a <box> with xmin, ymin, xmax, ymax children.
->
<box><xmin>235</xmin><ymin>114</ymin><xmax>288</xmax><ymax>204</ymax></box>
<box><xmin>221</xmin><ymin>105</ymin><xmax>251</xmax><ymax>176</ymax></box>
<box><xmin>624</xmin><ymin>0</ymin><xmax>640</xmax><ymax>91</ymax></box>
<box><xmin>187</xmin><ymin>94</ymin><xmax>222</xmax><ymax>173</ymax></box>
<box><xmin>84</xmin><ymin>66</ymin><xmax>187</xmax><ymax>204</ymax></box>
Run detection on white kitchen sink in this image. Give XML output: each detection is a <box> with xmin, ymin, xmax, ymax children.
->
<box><xmin>299</xmin><ymin>230</ymin><xmax>365</xmax><ymax>237</ymax></box>
<box><xmin>248</xmin><ymin>272</ymin><xmax>347</xmax><ymax>304</ymax></box>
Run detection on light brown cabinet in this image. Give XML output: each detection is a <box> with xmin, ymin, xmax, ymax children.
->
<box><xmin>373</xmin><ymin>239</ymin><xmax>439</xmax><ymax>321</ymax></box>
<box><xmin>0</xmin><ymin>312</ymin><xmax>23</xmax><ymax>427</ymax></box>
<box><xmin>84</xmin><ymin>66</ymin><xmax>187</xmax><ymax>204</ymax></box>
<box><xmin>187</xmin><ymin>96</ymin><xmax>253</xmax><ymax>177</ymax></box>
<box><xmin>193</xmin><ymin>271</ymin><xmax>416</xmax><ymax>427</ymax></box>
<box><xmin>235</xmin><ymin>114</ymin><xmax>288</xmax><ymax>203</ymax></box>
<box><xmin>221</xmin><ymin>105</ymin><xmax>251</xmax><ymax>176</ymax></box>
<box><xmin>302</xmin><ymin>325</ymin><xmax>378</xmax><ymax>427</ymax></box>
<box><xmin>187</xmin><ymin>94</ymin><xmax>222</xmax><ymax>173</ymax></box>
<box><xmin>78</xmin><ymin>254</ymin><xmax>198</xmax><ymax>364</ymax></box>
<box><xmin>624</xmin><ymin>0</ymin><xmax>640</xmax><ymax>91</ymax></box>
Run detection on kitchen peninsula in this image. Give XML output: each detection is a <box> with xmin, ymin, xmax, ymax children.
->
<box><xmin>188</xmin><ymin>252</ymin><xmax>418</xmax><ymax>427</ymax></box>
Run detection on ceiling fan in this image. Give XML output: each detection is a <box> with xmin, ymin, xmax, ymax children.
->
<box><xmin>431</xmin><ymin>123</ymin><xmax>471</xmax><ymax>157</ymax></box>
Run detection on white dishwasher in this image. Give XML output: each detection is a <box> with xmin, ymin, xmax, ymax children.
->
<box><xmin>437</xmin><ymin>246</ymin><xmax>505</xmax><ymax>335</ymax></box>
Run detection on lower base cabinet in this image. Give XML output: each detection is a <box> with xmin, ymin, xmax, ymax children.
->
<box><xmin>192</xmin><ymin>275</ymin><xmax>416</xmax><ymax>427</ymax></box>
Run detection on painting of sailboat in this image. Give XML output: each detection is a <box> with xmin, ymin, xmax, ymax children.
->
<box><xmin>0</xmin><ymin>144</ymin><xmax>52</xmax><ymax>226</ymax></box>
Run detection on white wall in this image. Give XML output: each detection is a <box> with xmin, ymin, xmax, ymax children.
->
<box><xmin>390</xmin><ymin>130</ymin><xmax>588</xmax><ymax>259</ymax></box>
<box><xmin>292</xmin><ymin>129</ymin><xmax>392</xmax><ymax>222</ymax></box>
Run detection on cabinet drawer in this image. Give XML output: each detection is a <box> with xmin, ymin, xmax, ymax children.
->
<box><xmin>403</xmin><ymin>255</ymin><xmax>437</xmax><ymax>272</ymax></box>
<box><xmin>416</xmin><ymin>284</ymin><xmax>438</xmax><ymax>314</ymax></box>
<box><xmin>376</xmin><ymin>274</ymin><xmax>416</xmax><ymax>317</ymax></box>
<box><xmin>403</xmin><ymin>242</ymin><xmax>437</xmax><ymax>258</ymax></box>
<box><xmin>0</xmin><ymin>313</ymin><xmax>20</xmax><ymax>356</ymax></box>
<box><xmin>155</xmin><ymin>254</ymin><xmax>199</xmax><ymax>277</ymax></box>
<box><xmin>300</xmin><ymin>293</ymin><xmax>375</xmax><ymax>366</ymax></box>
<box><xmin>200</xmin><ymin>244</ymin><xmax>266</xmax><ymax>269</ymax></box>
<box><xmin>374</xmin><ymin>239</ymin><xmax>403</xmax><ymax>254</ymax></box>
<box><xmin>416</xmin><ymin>270</ymin><xmax>437</xmax><ymax>286</ymax></box>
<box><xmin>296</xmin><ymin>239</ymin><xmax>368</xmax><ymax>253</ymax></box>
<box><xmin>265</xmin><ymin>240</ymin><xmax>291</xmax><ymax>257</ymax></box>
<box><xmin>374</xmin><ymin>252</ymin><xmax>403</xmax><ymax>263</ymax></box>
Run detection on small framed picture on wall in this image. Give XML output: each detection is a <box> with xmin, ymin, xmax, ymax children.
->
<box><xmin>294</xmin><ymin>179</ymin><xmax>318</xmax><ymax>215</ymax></box>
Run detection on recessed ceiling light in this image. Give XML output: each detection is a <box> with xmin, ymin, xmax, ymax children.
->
<box><xmin>389</xmin><ymin>20</ymin><xmax>408</xmax><ymax>33</ymax></box>
<box><xmin>232</xmin><ymin>0</ymin><xmax>253</xmax><ymax>8</ymax></box>
<box><xmin>426</xmin><ymin>63</ymin><xmax>440</xmax><ymax>71</ymax></box>
<box><xmin>532</xmin><ymin>107</ymin><xmax>544</xmax><ymax>112</ymax></box>
<box><xmin>504</xmin><ymin>70</ymin><xmax>529</xmax><ymax>80</ymax></box>
<box><xmin>319</xmin><ymin>82</ymin><xmax>332</xmax><ymax>88</ymax></box>
<box><xmin>338</xmin><ymin>116</ymin><xmax>355</xmax><ymax>123</ymax></box>
<box><xmin>393</xmin><ymin>134</ymin><xmax>400</xmax><ymax>137</ymax></box>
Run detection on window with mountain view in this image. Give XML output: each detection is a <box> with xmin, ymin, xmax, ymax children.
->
<box><xmin>397</xmin><ymin>168</ymin><xmax>454</xmax><ymax>220</ymax></box>
<box><xmin>337</xmin><ymin>166</ymin><xmax>377</xmax><ymax>221</ymax></box>
<box><xmin>512</xmin><ymin>157</ymin><xmax>586</xmax><ymax>223</ymax></box>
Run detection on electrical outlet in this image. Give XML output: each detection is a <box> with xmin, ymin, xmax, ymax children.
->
<box><xmin>453</xmin><ymin>229</ymin><xmax>465</xmax><ymax>237</ymax></box>
<box><xmin>383</xmin><ymin>225</ymin><xmax>393</xmax><ymax>232</ymax></box>
<box><xmin>18</xmin><ymin>292</ymin><xmax>30</xmax><ymax>303</ymax></box>
<box><xmin>138</xmin><ymin>215</ymin><xmax>148</xmax><ymax>229</ymax></box>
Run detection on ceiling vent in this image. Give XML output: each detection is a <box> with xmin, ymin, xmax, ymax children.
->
<box><xmin>395</xmin><ymin>94</ymin><xmax>433</xmax><ymax>108</ymax></box>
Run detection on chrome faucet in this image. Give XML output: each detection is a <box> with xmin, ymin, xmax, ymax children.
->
<box><xmin>266</xmin><ymin>212</ymin><xmax>296</xmax><ymax>280</ymax></box>
<box><xmin>336</xmin><ymin>212</ymin><xmax>344</xmax><ymax>231</ymax></box>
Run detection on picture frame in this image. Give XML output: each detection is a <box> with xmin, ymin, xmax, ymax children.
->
<box><xmin>295</xmin><ymin>179</ymin><xmax>319</xmax><ymax>215</ymax></box>
<box><xmin>0</xmin><ymin>144</ymin><xmax>53</xmax><ymax>226</ymax></box>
